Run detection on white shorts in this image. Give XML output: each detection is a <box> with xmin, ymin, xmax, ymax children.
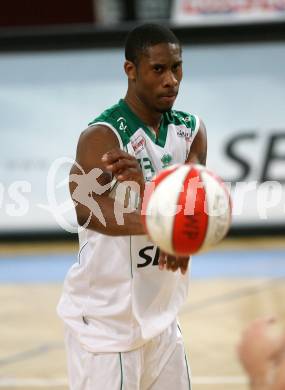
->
<box><xmin>64</xmin><ymin>321</ymin><xmax>191</xmax><ymax>390</ymax></box>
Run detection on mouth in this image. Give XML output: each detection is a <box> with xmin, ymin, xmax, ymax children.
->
<box><xmin>159</xmin><ymin>95</ymin><xmax>177</xmax><ymax>104</ymax></box>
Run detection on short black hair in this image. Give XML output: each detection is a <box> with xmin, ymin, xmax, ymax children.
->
<box><xmin>125</xmin><ymin>23</ymin><xmax>181</xmax><ymax>64</ymax></box>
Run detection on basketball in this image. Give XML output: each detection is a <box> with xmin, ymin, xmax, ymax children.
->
<box><xmin>142</xmin><ymin>164</ymin><xmax>232</xmax><ymax>256</ymax></box>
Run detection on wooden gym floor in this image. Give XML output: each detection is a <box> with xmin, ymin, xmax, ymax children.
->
<box><xmin>0</xmin><ymin>237</ymin><xmax>285</xmax><ymax>390</ymax></box>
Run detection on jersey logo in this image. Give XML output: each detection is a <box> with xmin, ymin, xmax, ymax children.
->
<box><xmin>117</xmin><ymin>117</ymin><xmax>128</xmax><ymax>132</ymax></box>
<box><xmin>138</xmin><ymin>246</ymin><xmax>160</xmax><ymax>268</ymax></box>
<box><xmin>161</xmin><ymin>153</ymin><xmax>172</xmax><ymax>168</ymax></box>
<box><xmin>131</xmin><ymin>135</ymin><xmax>145</xmax><ymax>154</ymax></box>
<box><xmin>176</xmin><ymin>125</ymin><xmax>192</xmax><ymax>141</ymax></box>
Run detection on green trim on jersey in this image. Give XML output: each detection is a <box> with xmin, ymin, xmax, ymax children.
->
<box><xmin>88</xmin><ymin>102</ymin><xmax>130</xmax><ymax>146</ymax></box>
<box><xmin>167</xmin><ymin>109</ymin><xmax>198</xmax><ymax>132</ymax></box>
<box><xmin>119</xmin><ymin>352</ymin><xmax>123</xmax><ymax>390</ymax></box>
<box><xmin>88</xmin><ymin>99</ymin><xmax>197</xmax><ymax>148</ymax></box>
<box><xmin>118</xmin><ymin>99</ymin><xmax>170</xmax><ymax>147</ymax></box>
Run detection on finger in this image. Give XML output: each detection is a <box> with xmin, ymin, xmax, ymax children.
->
<box><xmin>102</xmin><ymin>149</ymin><xmax>133</xmax><ymax>164</ymax></box>
<box><xmin>159</xmin><ymin>255</ymin><xmax>167</xmax><ymax>270</ymax></box>
<box><xmin>166</xmin><ymin>255</ymin><xmax>173</xmax><ymax>270</ymax></box>
<box><xmin>166</xmin><ymin>255</ymin><xmax>179</xmax><ymax>271</ymax></box>
<box><xmin>179</xmin><ymin>257</ymin><xmax>190</xmax><ymax>275</ymax></box>
<box><xmin>104</xmin><ymin>162</ymin><xmax>143</xmax><ymax>184</ymax></box>
<box><xmin>159</xmin><ymin>251</ymin><xmax>167</xmax><ymax>270</ymax></box>
<box><xmin>104</xmin><ymin>158</ymin><xmax>138</xmax><ymax>174</ymax></box>
<box><xmin>170</xmin><ymin>263</ymin><xmax>179</xmax><ymax>272</ymax></box>
<box><xmin>117</xmin><ymin>168</ymin><xmax>142</xmax><ymax>181</ymax></box>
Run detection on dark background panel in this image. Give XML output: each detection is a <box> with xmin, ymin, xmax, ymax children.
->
<box><xmin>0</xmin><ymin>0</ymin><xmax>95</xmax><ymax>27</ymax></box>
<box><xmin>0</xmin><ymin>21</ymin><xmax>285</xmax><ymax>52</ymax></box>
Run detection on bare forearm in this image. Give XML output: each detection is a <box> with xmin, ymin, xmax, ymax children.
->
<box><xmin>75</xmin><ymin>195</ymin><xmax>145</xmax><ymax>236</ymax></box>
<box><xmin>85</xmin><ymin>210</ymin><xmax>145</xmax><ymax>236</ymax></box>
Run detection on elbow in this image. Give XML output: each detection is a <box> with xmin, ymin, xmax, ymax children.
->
<box><xmin>75</xmin><ymin>206</ymin><xmax>106</xmax><ymax>234</ymax></box>
<box><xmin>75</xmin><ymin>207</ymin><xmax>91</xmax><ymax>228</ymax></box>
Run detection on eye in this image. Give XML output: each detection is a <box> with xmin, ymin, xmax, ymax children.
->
<box><xmin>153</xmin><ymin>65</ymin><xmax>163</xmax><ymax>73</ymax></box>
<box><xmin>172</xmin><ymin>63</ymin><xmax>181</xmax><ymax>72</ymax></box>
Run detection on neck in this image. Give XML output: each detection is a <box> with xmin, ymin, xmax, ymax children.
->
<box><xmin>124</xmin><ymin>92</ymin><xmax>162</xmax><ymax>132</ymax></box>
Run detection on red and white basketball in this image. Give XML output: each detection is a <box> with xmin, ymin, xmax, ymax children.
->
<box><xmin>141</xmin><ymin>164</ymin><xmax>232</xmax><ymax>256</ymax></box>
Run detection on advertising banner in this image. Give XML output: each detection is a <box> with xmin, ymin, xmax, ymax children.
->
<box><xmin>172</xmin><ymin>0</ymin><xmax>285</xmax><ymax>25</ymax></box>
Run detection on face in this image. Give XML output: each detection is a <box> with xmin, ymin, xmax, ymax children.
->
<box><xmin>126</xmin><ymin>43</ymin><xmax>183</xmax><ymax>113</ymax></box>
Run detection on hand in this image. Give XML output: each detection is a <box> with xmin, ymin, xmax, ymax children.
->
<box><xmin>158</xmin><ymin>250</ymin><xmax>190</xmax><ymax>275</ymax></box>
<box><xmin>102</xmin><ymin>148</ymin><xmax>145</xmax><ymax>196</ymax></box>
<box><xmin>238</xmin><ymin>317</ymin><xmax>285</xmax><ymax>388</ymax></box>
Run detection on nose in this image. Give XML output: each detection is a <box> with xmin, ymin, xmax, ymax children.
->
<box><xmin>163</xmin><ymin>70</ymin><xmax>178</xmax><ymax>88</ymax></box>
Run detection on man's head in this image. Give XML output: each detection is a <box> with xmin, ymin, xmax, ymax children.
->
<box><xmin>124</xmin><ymin>24</ymin><xmax>183</xmax><ymax>113</ymax></box>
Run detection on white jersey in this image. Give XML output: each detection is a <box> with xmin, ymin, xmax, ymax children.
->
<box><xmin>57</xmin><ymin>99</ymin><xmax>200</xmax><ymax>353</ymax></box>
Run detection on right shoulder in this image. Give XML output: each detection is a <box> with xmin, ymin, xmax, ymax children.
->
<box><xmin>77</xmin><ymin>123</ymin><xmax>120</xmax><ymax>155</ymax></box>
<box><xmin>74</xmin><ymin>124</ymin><xmax>120</xmax><ymax>175</ymax></box>
<box><xmin>79</xmin><ymin>124</ymin><xmax>117</xmax><ymax>144</ymax></box>
<box><xmin>88</xmin><ymin>101</ymin><xmax>130</xmax><ymax>147</ymax></box>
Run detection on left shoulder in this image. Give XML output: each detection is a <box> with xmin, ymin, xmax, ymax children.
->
<box><xmin>185</xmin><ymin>117</ymin><xmax>207</xmax><ymax>165</ymax></box>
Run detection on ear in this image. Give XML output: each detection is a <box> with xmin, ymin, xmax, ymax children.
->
<box><xmin>124</xmin><ymin>60</ymin><xmax>137</xmax><ymax>82</ymax></box>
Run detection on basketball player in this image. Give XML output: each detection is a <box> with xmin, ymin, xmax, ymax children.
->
<box><xmin>57</xmin><ymin>23</ymin><xmax>207</xmax><ymax>389</ymax></box>
<box><xmin>238</xmin><ymin>317</ymin><xmax>285</xmax><ymax>389</ymax></box>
